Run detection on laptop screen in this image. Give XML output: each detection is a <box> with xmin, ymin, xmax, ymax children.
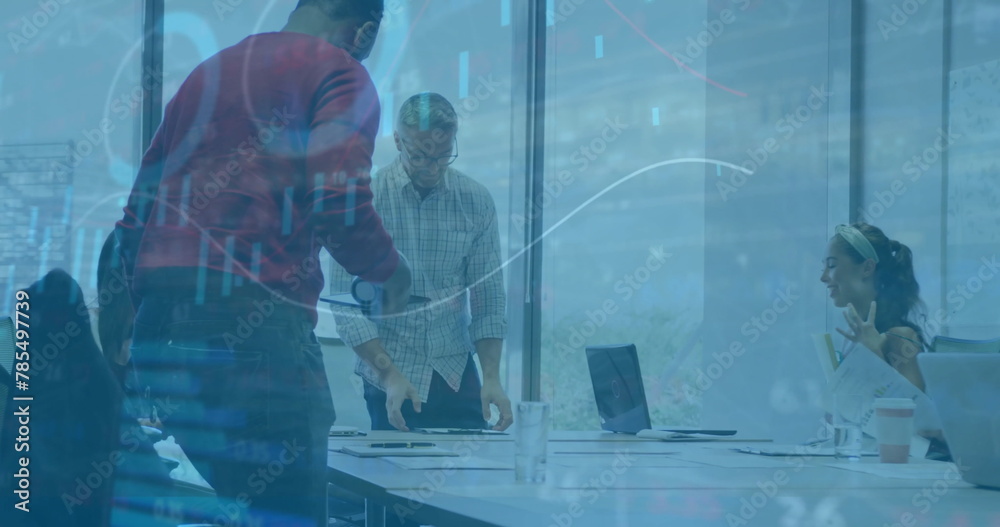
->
<box><xmin>586</xmin><ymin>344</ymin><xmax>652</xmax><ymax>433</ymax></box>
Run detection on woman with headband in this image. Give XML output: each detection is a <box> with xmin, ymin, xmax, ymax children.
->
<box><xmin>820</xmin><ymin>223</ymin><xmax>927</xmax><ymax>391</ymax></box>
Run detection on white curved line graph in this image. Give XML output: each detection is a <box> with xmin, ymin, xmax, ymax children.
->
<box><xmin>61</xmin><ymin>157</ymin><xmax>751</xmax><ymax>319</ymax></box>
<box><xmin>522</xmin><ymin>158</ymin><xmax>752</xmax><ymax>263</ymax></box>
<box><xmin>397</xmin><ymin>157</ymin><xmax>754</xmax><ymax>318</ymax></box>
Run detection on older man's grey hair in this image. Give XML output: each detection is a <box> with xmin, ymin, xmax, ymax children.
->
<box><xmin>397</xmin><ymin>92</ymin><xmax>458</xmax><ymax>134</ymax></box>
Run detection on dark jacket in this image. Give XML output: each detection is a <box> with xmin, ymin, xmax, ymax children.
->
<box><xmin>0</xmin><ymin>269</ymin><xmax>174</xmax><ymax>527</ymax></box>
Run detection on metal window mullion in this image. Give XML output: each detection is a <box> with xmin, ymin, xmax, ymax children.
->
<box><xmin>848</xmin><ymin>0</ymin><xmax>864</xmax><ymax>220</ymax></box>
<box><xmin>140</xmin><ymin>0</ymin><xmax>164</xmax><ymax>153</ymax></box>
<box><xmin>508</xmin><ymin>0</ymin><xmax>547</xmax><ymax>402</ymax></box>
<box><xmin>939</xmin><ymin>0</ymin><xmax>953</xmax><ymax>336</ymax></box>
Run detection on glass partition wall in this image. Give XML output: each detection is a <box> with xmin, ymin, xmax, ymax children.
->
<box><xmin>8</xmin><ymin>0</ymin><xmax>999</xmax><ymax>443</ymax></box>
<box><xmin>538</xmin><ymin>1</ymin><xmax>849</xmax><ymax>441</ymax></box>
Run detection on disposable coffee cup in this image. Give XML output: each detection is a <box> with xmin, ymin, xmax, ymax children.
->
<box><xmin>874</xmin><ymin>398</ymin><xmax>916</xmax><ymax>463</ymax></box>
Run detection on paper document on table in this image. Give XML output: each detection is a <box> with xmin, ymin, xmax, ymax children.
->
<box><xmin>829</xmin><ymin>347</ymin><xmax>942</xmax><ymax>435</ymax></box>
<box><xmin>384</xmin><ymin>456</ymin><xmax>512</xmax><ymax>470</ymax></box>
<box><xmin>682</xmin><ymin>450</ymin><xmax>806</xmax><ymax>468</ymax></box>
<box><xmin>337</xmin><ymin>445</ymin><xmax>458</xmax><ymax>458</ymax></box>
<box><xmin>154</xmin><ymin>436</ymin><xmax>213</xmax><ymax>491</ymax></box>
<box><xmin>411</xmin><ymin>428</ymin><xmax>508</xmax><ymax>436</ymax></box>
<box><xmin>636</xmin><ymin>430</ymin><xmax>734</xmax><ymax>441</ymax></box>
<box><xmin>825</xmin><ymin>461</ymin><xmax>961</xmax><ymax>480</ymax></box>
<box><xmin>551</xmin><ymin>455</ymin><xmax>694</xmax><ymax>468</ymax></box>
<box><xmin>735</xmin><ymin>445</ymin><xmax>878</xmax><ymax>457</ymax></box>
<box><xmin>812</xmin><ymin>333</ymin><xmax>840</xmax><ymax>382</ymax></box>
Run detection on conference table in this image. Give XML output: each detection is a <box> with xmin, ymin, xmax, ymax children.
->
<box><xmin>327</xmin><ymin>431</ymin><xmax>1000</xmax><ymax>527</ymax></box>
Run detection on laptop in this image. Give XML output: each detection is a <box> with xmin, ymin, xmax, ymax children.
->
<box><xmin>932</xmin><ymin>335</ymin><xmax>1000</xmax><ymax>354</ymax></box>
<box><xmin>586</xmin><ymin>344</ymin><xmax>736</xmax><ymax>438</ymax></box>
<box><xmin>918</xmin><ymin>352</ymin><xmax>1000</xmax><ymax>489</ymax></box>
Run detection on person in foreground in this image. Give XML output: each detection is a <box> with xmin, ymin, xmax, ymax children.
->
<box><xmin>0</xmin><ymin>270</ymin><xmax>121</xmax><ymax>527</ymax></box>
<box><xmin>333</xmin><ymin>93</ymin><xmax>513</xmax><ymax>433</ymax></box>
<box><xmin>820</xmin><ymin>222</ymin><xmax>927</xmax><ymax>391</ymax></box>
<box><xmin>114</xmin><ymin>1</ymin><xmax>410</xmax><ymax>525</ymax></box>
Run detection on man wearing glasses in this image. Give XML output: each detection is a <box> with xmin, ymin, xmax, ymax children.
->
<box><xmin>333</xmin><ymin>92</ymin><xmax>513</xmax><ymax>433</ymax></box>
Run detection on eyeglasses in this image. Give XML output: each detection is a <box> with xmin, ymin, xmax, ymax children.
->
<box><xmin>401</xmin><ymin>138</ymin><xmax>458</xmax><ymax>168</ymax></box>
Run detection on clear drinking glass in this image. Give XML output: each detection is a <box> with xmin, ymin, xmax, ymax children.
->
<box><xmin>832</xmin><ymin>392</ymin><xmax>864</xmax><ymax>461</ymax></box>
<box><xmin>514</xmin><ymin>402</ymin><xmax>550</xmax><ymax>483</ymax></box>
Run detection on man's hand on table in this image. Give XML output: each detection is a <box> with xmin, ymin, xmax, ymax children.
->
<box><xmin>383</xmin><ymin>370</ymin><xmax>421</xmax><ymax>431</ymax></box>
<box><xmin>481</xmin><ymin>378</ymin><xmax>513</xmax><ymax>431</ymax></box>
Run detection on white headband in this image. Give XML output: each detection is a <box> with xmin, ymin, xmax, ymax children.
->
<box><xmin>835</xmin><ymin>225</ymin><xmax>879</xmax><ymax>263</ymax></box>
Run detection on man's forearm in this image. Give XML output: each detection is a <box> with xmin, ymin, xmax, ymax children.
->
<box><xmin>353</xmin><ymin>338</ymin><xmax>401</xmax><ymax>381</ymax></box>
<box><xmin>475</xmin><ymin>338</ymin><xmax>503</xmax><ymax>382</ymax></box>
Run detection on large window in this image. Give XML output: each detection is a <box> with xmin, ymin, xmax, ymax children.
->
<box><xmin>0</xmin><ymin>1</ymin><xmax>143</xmax><ymax>307</ymax></box>
<box><xmin>540</xmin><ymin>1</ymin><xmax>849</xmax><ymax>440</ymax></box>
<box><xmin>942</xmin><ymin>0</ymin><xmax>1000</xmax><ymax>339</ymax></box>
<box><xmin>859</xmin><ymin>0</ymin><xmax>1000</xmax><ymax>342</ymax></box>
<box><xmin>539</xmin><ymin>2</ymin><xmax>709</xmax><ymax>429</ymax></box>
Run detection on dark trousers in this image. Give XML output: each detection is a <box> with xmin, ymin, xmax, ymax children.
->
<box><xmin>131</xmin><ymin>294</ymin><xmax>335</xmax><ymax>527</ymax></box>
<box><xmin>363</xmin><ymin>354</ymin><xmax>487</xmax><ymax>430</ymax></box>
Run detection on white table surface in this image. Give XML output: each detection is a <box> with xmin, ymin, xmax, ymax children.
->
<box><xmin>328</xmin><ymin>435</ymin><xmax>1000</xmax><ymax>526</ymax></box>
<box><xmin>387</xmin><ymin>487</ymin><xmax>1000</xmax><ymax>527</ymax></box>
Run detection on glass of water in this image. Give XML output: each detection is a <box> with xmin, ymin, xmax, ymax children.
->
<box><xmin>515</xmin><ymin>402</ymin><xmax>550</xmax><ymax>483</ymax></box>
<box><xmin>832</xmin><ymin>392</ymin><xmax>865</xmax><ymax>461</ymax></box>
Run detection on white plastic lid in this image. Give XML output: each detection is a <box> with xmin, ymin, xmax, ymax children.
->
<box><xmin>872</xmin><ymin>397</ymin><xmax>916</xmax><ymax>409</ymax></box>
